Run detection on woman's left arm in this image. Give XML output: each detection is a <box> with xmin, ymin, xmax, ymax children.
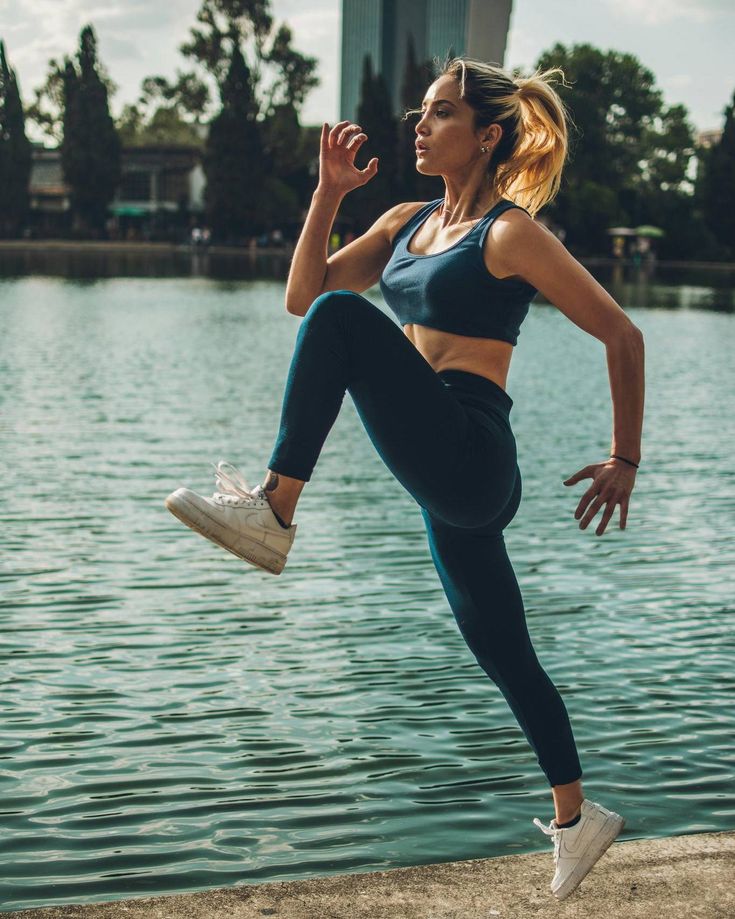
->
<box><xmin>492</xmin><ymin>212</ymin><xmax>645</xmax><ymax>536</ymax></box>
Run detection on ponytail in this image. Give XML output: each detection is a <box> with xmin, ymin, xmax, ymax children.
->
<box><xmin>405</xmin><ymin>55</ymin><xmax>575</xmax><ymax>217</ymax></box>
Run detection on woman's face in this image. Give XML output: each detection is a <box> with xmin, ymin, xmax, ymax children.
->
<box><xmin>414</xmin><ymin>75</ymin><xmax>500</xmax><ymax>176</ymax></box>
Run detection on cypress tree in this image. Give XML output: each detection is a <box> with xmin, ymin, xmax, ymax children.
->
<box><xmin>61</xmin><ymin>25</ymin><xmax>121</xmax><ymax>236</ymax></box>
<box><xmin>344</xmin><ymin>54</ymin><xmax>397</xmax><ymax>232</ymax></box>
<box><xmin>0</xmin><ymin>40</ymin><xmax>32</xmax><ymax>237</ymax></box>
<box><xmin>699</xmin><ymin>89</ymin><xmax>735</xmax><ymax>259</ymax></box>
<box><xmin>203</xmin><ymin>46</ymin><xmax>262</xmax><ymax>243</ymax></box>
<box><xmin>397</xmin><ymin>35</ymin><xmax>442</xmax><ymax>202</ymax></box>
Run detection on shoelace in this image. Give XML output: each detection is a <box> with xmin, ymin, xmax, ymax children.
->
<box><xmin>211</xmin><ymin>460</ymin><xmax>252</xmax><ymax>498</ymax></box>
<box><xmin>533</xmin><ymin>817</ymin><xmax>562</xmax><ymax>861</ymax></box>
<box><xmin>210</xmin><ymin>460</ymin><xmax>269</xmax><ymax>509</ymax></box>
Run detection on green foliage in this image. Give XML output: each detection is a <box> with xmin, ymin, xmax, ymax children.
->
<box><xmin>532</xmin><ymin>42</ymin><xmax>714</xmax><ymax>259</ymax></box>
<box><xmin>25</xmin><ymin>50</ymin><xmax>117</xmax><ymax>145</ymax></box>
<box><xmin>179</xmin><ymin>0</ymin><xmax>318</xmax><ymax>117</ymax></box>
<box><xmin>60</xmin><ymin>25</ymin><xmax>121</xmax><ymax>235</ymax></box>
<box><xmin>189</xmin><ymin>0</ymin><xmax>319</xmax><ymax>240</ymax></box>
<box><xmin>24</xmin><ymin>62</ymin><xmax>65</xmax><ymax>143</ymax></box>
<box><xmin>0</xmin><ymin>39</ymin><xmax>32</xmax><ymax>237</ymax></box>
<box><xmin>117</xmin><ymin>103</ymin><xmax>205</xmax><ymax>148</ymax></box>
<box><xmin>203</xmin><ymin>45</ymin><xmax>263</xmax><ymax>240</ymax></box>
<box><xmin>180</xmin><ymin>0</ymin><xmax>275</xmax><ymax>88</ymax></box>
<box><xmin>7</xmin><ymin>3</ymin><xmax>734</xmax><ymax>257</ymax></box>
<box><xmin>396</xmin><ymin>33</ymin><xmax>442</xmax><ymax>203</ymax></box>
<box><xmin>341</xmin><ymin>54</ymin><xmax>398</xmax><ymax>231</ymax></box>
<box><xmin>264</xmin><ymin>23</ymin><xmax>320</xmax><ymax>110</ymax></box>
<box><xmin>114</xmin><ymin>70</ymin><xmax>209</xmax><ymax>147</ymax></box>
<box><xmin>697</xmin><ymin>89</ymin><xmax>735</xmax><ymax>258</ymax></box>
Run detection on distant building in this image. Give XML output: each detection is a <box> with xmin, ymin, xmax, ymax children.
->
<box><xmin>28</xmin><ymin>143</ymin><xmax>204</xmax><ymax>240</ymax></box>
<box><xmin>340</xmin><ymin>0</ymin><xmax>513</xmax><ymax>122</ymax></box>
<box><xmin>110</xmin><ymin>146</ymin><xmax>204</xmax><ymax>241</ymax></box>
<box><xmin>28</xmin><ymin>147</ymin><xmax>71</xmax><ymax>236</ymax></box>
<box><xmin>696</xmin><ymin>128</ymin><xmax>722</xmax><ymax>149</ymax></box>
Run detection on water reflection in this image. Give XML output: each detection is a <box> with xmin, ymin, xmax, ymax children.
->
<box><xmin>0</xmin><ymin>247</ymin><xmax>290</xmax><ymax>282</ymax></box>
<box><xmin>0</xmin><ymin>247</ymin><xmax>733</xmax><ymax>312</ymax></box>
<box><xmin>0</xmin><ymin>270</ymin><xmax>733</xmax><ymax>911</ymax></box>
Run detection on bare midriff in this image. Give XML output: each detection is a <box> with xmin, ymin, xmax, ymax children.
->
<box><xmin>402</xmin><ymin>323</ymin><xmax>512</xmax><ymax>391</ymax></box>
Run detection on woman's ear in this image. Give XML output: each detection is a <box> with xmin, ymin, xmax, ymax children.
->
<box><xmin>481</xmin><ymin>123</ymin><xmax>502</xmax><ymax>147</ymax></box>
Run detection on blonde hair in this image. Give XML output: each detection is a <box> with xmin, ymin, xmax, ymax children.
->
<box><xmin>403</xmin><ymin>54</ymin><xmax>575</xmax><ymax>218</ymax></box>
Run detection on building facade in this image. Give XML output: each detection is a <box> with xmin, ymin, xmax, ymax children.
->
<box><xmin>340</xmin><ymin>0</ymin><xmax>513</xmax><ymax>122</ymax></box>
<box><xmin>28</xmin><ymin>144</ymin><xmax>204</xmax><ymax>240</ymax></box>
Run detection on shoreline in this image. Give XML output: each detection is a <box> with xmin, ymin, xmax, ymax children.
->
<box><xmin>3</xmin><ymin>828</ymin><xmax>733</xmax><ymax>918</ymax></box>
<box><xmin>0</xmin><ymin>240</ymin><xmax>734</xmax><ymax>270</ymax></box>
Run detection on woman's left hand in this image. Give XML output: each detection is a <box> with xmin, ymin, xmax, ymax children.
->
<box><xmin>563</xmin><ymin>458</ymin><xmax>637</xmax><ymax>536</ymax></box>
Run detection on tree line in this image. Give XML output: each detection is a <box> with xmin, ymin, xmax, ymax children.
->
<box><xmin>0</xmin><ymin>0</ymin><xmax>734</xmax><ymax>258</ymax></box>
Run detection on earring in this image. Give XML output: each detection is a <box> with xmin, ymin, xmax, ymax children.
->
<box><xmin>480</xmin><ymin>146</ymin><xmax>488</xmax><ymax>153</ymax></box>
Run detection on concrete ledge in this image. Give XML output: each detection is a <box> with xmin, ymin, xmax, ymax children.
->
<box><xmin>5</xmin><ymin>830</ymin><xmax>733</xmax><ymax>919</ymax></box>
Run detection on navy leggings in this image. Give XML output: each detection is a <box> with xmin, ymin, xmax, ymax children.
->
<box><xmin>268</xmin><ymin>290</ymin><xmax>583</xmax><ymax>787</ymax></box>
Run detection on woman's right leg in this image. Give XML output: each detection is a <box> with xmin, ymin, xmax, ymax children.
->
<box><xmin>421</xmin><ymin>497</ymin><xmax>584</xmax><ymax>791</ymax></box>
<box><xmin>266</xmin><ymin>289</ymin><xmax>518</xmax><ymax>529</ymax></box>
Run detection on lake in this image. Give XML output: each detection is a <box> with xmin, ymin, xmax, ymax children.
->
<box><xmin>0</xmin><ymin>256</ymin><xmax>733</xmax><ymax>911</ymax></box>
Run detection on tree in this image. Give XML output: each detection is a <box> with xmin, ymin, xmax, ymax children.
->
<box><xmin>637</xmin><ymin>102</ymin><xmax>708</xmax><ymax>259</ymax></box>
<box><xmin>182</xmin><ymin>0</ymin><xmax>320</xmax><ymax>237</ymax></box>
<box><xmin>697</xmin><ymin>89</ymin><xmax>735</xmax><ymax>259</ymax></box>
<box><xmin>60</xmin><ymin>25</ymin><xmax>121</xmax><ymax>235</ymax></box>
<box><xmin>180</xmin><ymin>0</ymin><xmax>318</xmax><ymax>116</ymax></box>
<box><xmin>535</xmin><ymin>43</ymin><xmax>698</xmax><ymax>255</ymax></box>
<box><xmin>0</xmin><ymin>40</ymin><xmax>32</xmax><ymax>237</ymax></box>
<box><xmin>396</xmin><ymin>34</ymin><xmax>442</xmax><ymax>203</ymax></box>
<box><xmin>117</xmin><ymin>104</ymin><xmax>204</xmax><ymax>147</ymax></box>
<box><xmin>643</xmin><ymin>104</ymin><xmax>696</xmax><ymax>193</ymax></box>
<box><xmin>26</xmin><ymin>53</ymin><xmax>117</xmax><ymax>145</ymax></box>
<box><xmin>115</xmin><ymin>70</ymin><xmax>210</xmax><ymax>147</ymax></box>
<box><xmin>343</xmin><ymin>54</ymin><xmax>398</xmax><ymax>233</ymax></box>
<box><xmin>203</xmin><ymin>46</ymin><xmax>263</xmax><ymax>241</ymax></box>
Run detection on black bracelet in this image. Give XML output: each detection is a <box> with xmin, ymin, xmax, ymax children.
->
<box><xmin>610</xmin><ymin>453</ymin><xmax>639</xmax><ymax>469</ymax></box>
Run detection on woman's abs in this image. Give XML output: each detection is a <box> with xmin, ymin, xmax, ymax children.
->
<box><xmin>402</xmin><ymin>323</ymin><xmax>513</xmax><ymax>392</ymax></box>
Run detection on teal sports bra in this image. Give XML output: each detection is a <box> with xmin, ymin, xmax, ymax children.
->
<box><xmin>379</xmin><ymin>197</ymin><xmax>538</xmax><ymax>345</ymax></box>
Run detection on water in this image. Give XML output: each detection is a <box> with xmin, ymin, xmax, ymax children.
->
<box><xmin>1</xmin><ymin>265</ymin><xmax>734</xmax><ymax>911</ymax></box>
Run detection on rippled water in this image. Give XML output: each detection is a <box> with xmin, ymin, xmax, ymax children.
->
<box><xmin>1</xmin><ymin>270</ymin><xmax>734</xmax><ymax>912</ymax></box>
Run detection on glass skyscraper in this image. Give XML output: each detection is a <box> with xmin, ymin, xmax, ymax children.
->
<box><xmin>340</xmin><ymin>0</ymin><xmax>513</xmax><ymax>121</ymax></box>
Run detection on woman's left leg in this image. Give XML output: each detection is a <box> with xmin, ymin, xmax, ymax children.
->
<box><xmin>420</xmin><ymin>476</ymin><xmax>584</xmax><ymax>792</ymax></box>
<box><xmin>265</xmin><ymin>289</ymin><xmax>517</xmax><ymax>529</ymax></box>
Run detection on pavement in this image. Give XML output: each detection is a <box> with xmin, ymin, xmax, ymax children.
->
<box><xmin>4</xmin><ymin>829</ymin><xmax>733</xmax><ymax>919</ymax></box>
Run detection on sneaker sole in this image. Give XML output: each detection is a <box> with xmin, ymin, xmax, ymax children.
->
<box><xmin>164</xmin><ymin>491</ymin><xmax>288</xmax><ymax>575</ymax></box>
<box><xmin>552</xmin><ymin>812</ymin><xmax>625</xmax><ymax>901</ymax></box>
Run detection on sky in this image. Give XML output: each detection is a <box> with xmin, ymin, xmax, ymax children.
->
<box><xmin>1</xmin><ymin>0</ymin><xmax>733</xmax><ymax>137</ymax></box>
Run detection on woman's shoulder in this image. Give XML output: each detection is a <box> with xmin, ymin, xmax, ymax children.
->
<box><xmin>482</xmin><ymin>204</ymin><xmax>546</xmax><ymax>284</ymax></box>
<box><xmin>385</xmin><ymin>199</ymin><xmax>440</xmax><ymax>247</ymax></box>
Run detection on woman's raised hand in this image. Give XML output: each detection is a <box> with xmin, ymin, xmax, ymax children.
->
<box><xmin>318</xmin><ymin>121</ymin><xmax>378</xmax><ymax>196</ymax></box>
<box><xmin>563</xmin><ymin>458</ymin><xmax>637</xmax><ymax>536</ymax></box>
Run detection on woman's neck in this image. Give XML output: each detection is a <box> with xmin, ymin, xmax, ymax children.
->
<box><xmin>438</xmin><ymin>189</ymin><xmax>502</xmax><ymax>226</ymax></box>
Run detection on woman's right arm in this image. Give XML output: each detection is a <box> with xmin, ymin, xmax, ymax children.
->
<box><xmin>284</xmin><ymin>184</ymin><xmax>344</xmax><ymax>315</ymax></box>
<box><xmin>285</xmin><ymin>120</ymin><xmax>391</xmax><ymax>316</ymax></box>
<box><xmin>285</xmin><ymin>189</ymin><xmax>412</xmax><ymax>315</ymax></box>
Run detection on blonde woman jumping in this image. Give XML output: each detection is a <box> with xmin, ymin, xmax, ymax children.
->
<box><xmin>165</xmin><ymin>55</ymin><xmax>644</xmax><ymax>900</ymax></box>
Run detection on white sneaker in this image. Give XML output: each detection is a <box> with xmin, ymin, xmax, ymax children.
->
<box><xmin>164</xmin><ymin>460</ymin><xmax>297</xmax><ymax>575</ymax></box>
<box><xmin>533</xmin><ymin>798</ymin><xmax>625</xmax><ymax>900</ymax></box>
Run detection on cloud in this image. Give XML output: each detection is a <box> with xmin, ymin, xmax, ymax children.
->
<box><xmin>277</xmin><ymin>4</ymin><xmax>339</xmax><ymax>42</ymax></box>
<box><xmin>604</xmin><ymin>0</ymin><xmax>735</xmax><ymax>26</ymax></box>
<box><xmin>101</xmin><ymin>34</ymin><xmax>143</xmax><ymax>62</ymax></box>
<box><xmin>664</xmin><ymin>74</ymin><xmax>694</xmax><ymax>88</ymax></box>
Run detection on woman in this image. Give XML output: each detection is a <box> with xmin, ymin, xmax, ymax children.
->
<box><xmin>165</xmin><ymin>56</ymin><xmax>644</xmax><ymax>900</ymax></box>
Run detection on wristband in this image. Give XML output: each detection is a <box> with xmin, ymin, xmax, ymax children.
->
<box><xmin>610</xmin><ymin>453</ymin><xmax>639</xmax><ymax>469</ymax></box>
